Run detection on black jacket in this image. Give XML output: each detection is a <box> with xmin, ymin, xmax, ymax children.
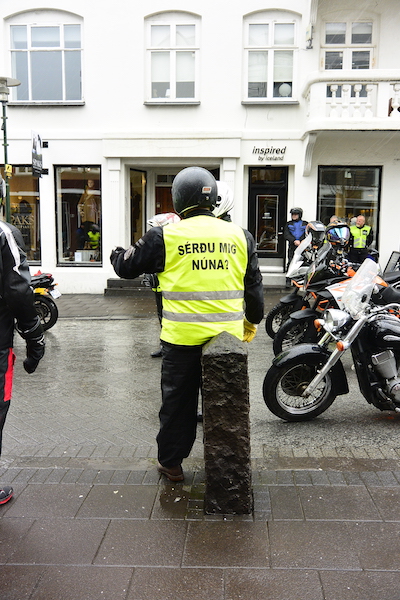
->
<box><xmin>0</xmin><ymin>221</ymin><xmax>39</xmax><ymax>350</ymax></box>
<box><xmin>111</xmin><ymin>209</ymin><xmax>264</xmax><ymax>325</ymax></box>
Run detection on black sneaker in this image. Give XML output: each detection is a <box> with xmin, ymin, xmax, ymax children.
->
<box><xmin>0</xmin><ymin>486</ymin><xmax>13</xmax><ymax>505</ymax></box>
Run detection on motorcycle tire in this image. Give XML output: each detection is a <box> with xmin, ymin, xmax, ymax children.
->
<box><xmin>265</xmin><ymin>302</ymin><xmax>297</xmax><ymax>339</ymax></box>
<box><xmin>34</xmin><ymin>295</ymin><xmax>58</xmax><ymax>331</ymax></box>
<box><xmin>262</xmin><ymin>354</ymin><xmax>336</xmax><ymax>421</ymax></box>
<box><xmin>273</xmin><ymin>315</ymin><xmax>319</xmax><ymax>355</ymax></box>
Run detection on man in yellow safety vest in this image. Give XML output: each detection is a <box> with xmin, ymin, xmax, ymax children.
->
<box><xmin>111</xmin><ymin>167</ymin><xmax>264</xmax><ymax>481</ymax></box>
<box><xmin>348</xmin><ymin>214</ymin><xmax>373</xmax><ymax>265</ymax></box>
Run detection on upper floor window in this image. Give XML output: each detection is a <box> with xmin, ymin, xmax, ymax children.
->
<box><xmin>244</xmin><ymin>15</ymin><xmax>298</xmax><ymax>101</ymax></box>
<box><xmin>323</xmin><ymin>21</ymin><xmax>373</xmax><ymax>70</ymax></box>
<box><xmin>146</xmin><ymin>12</ymin><xmax>199</xmax><ymax>103</ymax></box>
<box><xmin>9</xmin><ymin>14</ymin><xmax>82</xmax><ymax>103</ymax></box>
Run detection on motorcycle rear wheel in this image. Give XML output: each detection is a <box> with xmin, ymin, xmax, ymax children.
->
<box><xmin>273</xmin><ymin>316</ymin><xmax>319</xmax><ymax>355</ymax></box>
<box><xmin>34</xmin><ymin>295</ymin><xmax>58</xmax><ymax>331</ymax></box>
<box><xmin>265</xmin><ymin>302</ymin><xmax>296</xmax><ymax>339</ymax></box>
<box><xmin>263</xmin><ymin>355</ymin><xmax>336</xmax><ymax>421</ymax></box>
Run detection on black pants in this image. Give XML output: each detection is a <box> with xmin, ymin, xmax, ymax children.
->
<box><xmin>157</xmin><ymin>342</ymin><xmax>202</xmax><ymax>467</ymax></box>
<box><xmin>0</xmin><ymin>348</ymin><xmax>14</xmax><ymax>455</ymax></box>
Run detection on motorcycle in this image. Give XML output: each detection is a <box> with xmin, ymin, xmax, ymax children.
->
<box><xmin>31</xmin><ymin>271</ymin><xmax>61</xmax><ymax>331</ymax></box>
<box><xmin>265</xmin><ymin>221</ymin><xmax>326</xmax><ymax>339</ymax></box>
<box><xmin>263</xmin><ymin>258</ymin><xmax>400</xmax><ymax>421</ymax></box>
<box><xmin>272</xmin><ymin>256</ymin><xmax>400</xmax><ymax>356</ymax></box>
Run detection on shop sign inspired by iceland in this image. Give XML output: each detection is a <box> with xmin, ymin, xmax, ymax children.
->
<box><xmin>252</xmin><ymin>145</ymin><xmax>286</xmax><ymax>162</ymax></box>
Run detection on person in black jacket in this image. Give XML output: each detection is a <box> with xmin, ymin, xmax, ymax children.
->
<box><xmin>111</xmin><ymin>167</ymin><xmax>264</xmax><ymax>482</ymax></box>
<box><xmin>0</xmin><ymin>221</ymin><xmax>45</xmax><ymax>505</ymax></box>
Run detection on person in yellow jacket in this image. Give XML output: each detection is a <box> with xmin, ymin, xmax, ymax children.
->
<box><xmin>347</xmin><ymin>214</ymin><xmax>373</xmax><ymax>264</ymax></box>
<box><xmin>111</xmin><ymin>167</ymin><xmax>264</xmax><ymax>482</ymax></box>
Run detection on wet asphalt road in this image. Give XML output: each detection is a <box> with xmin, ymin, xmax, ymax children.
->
<box><xmin>4</xmin><ymin>289</ymin><xmax>400</xmax><ymax>460</ymax></box>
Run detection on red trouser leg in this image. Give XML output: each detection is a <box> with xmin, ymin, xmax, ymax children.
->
<box><xmin>0</xmin><ymin>349</ymin><xmax>15</xmax><ymax>455</ymax></box>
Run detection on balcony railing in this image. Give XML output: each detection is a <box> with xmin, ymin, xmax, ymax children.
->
<box><xmin>303</xmin><ymin>70</ymin><xmax>400</xmax><ymax>128</ymax></box>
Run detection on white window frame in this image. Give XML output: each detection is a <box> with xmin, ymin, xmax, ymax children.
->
<box><xmin>322</xmin><ymin>20</ymin><xmax>375</xmax><ymax>71</ymax></box>
<box><xmin>243</xmin><ymin>14</ymin><xmax>298</xmax><ymax>103</ymax></box>
<box><xmin>7</xmin><ymin>10</ymin><xmax>83</xmax><ymax>105</ymax></box>
<box><xmin>145</xmin><ymin>12</ymin><xmax>200</xmax><ymax>104</ymax></box>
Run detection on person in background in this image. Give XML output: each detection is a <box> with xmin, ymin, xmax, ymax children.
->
<box><xmin>111</xmin><ymin>167</ymin><xmax>264</xmax><ymax>482</ymax></box>
<box><xmin>283</xmin><ymin>207</ymin><xmax>308</xmax><ymax>285</ymax></box>
<box><xmin>213</xmin><ymin>181</ymin><xmax>234</xmax><ymax>222</ymax></box>
<box><xmin>0</xmin><ymin>220</ymin><xmax>45</xmax><ymax>504</ymax></box>
<box><xmin>347</xmin><ymin>214</ymin><xmax>374</xmax><ymax>264</ymax></box>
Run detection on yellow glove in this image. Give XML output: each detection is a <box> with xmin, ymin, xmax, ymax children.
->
<box><xmin>243</xmin><ymin>319</ymin><xmax>257</xmax><ymax>342</ymax></box>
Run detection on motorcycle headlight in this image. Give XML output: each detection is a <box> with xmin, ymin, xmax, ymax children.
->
<box><xmin>323</xmin><ymin>308</ymin><xmax>351</xmax><ymax>333</ymax></box>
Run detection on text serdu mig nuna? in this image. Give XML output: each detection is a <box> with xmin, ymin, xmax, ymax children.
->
<box><xmin>177</xmin><ymin>242</ymin><xmax>237</xmax><ymax>271</ymax></box>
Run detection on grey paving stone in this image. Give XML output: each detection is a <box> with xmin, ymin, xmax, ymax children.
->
<box><xmin>269</xmin><ymin>521</ymin><xmax>362</xmax><ymax>570</ymax></box>
<box><xmin>269</xmin><ymin>486</ymin><xmax>303</xmax><ymax>520</ymax></box>
<box><xmin>0</xmin><ymin>517</ymin><xmax>36</xmax><ymax>564</ymax></box>
<box><xmin>319</xmin><ymin>570</ymin><xmax>400</xmax><ymax>600</ymax></box>
<box><xmin>183</xmin><ymin>521</ymin><xmax>269</xmax><ymax>567</ymax></box>
<box><xmin>7</xmin><ymin>518</ymin><xmax>109</xmax><ymax>565</ymax></box>
<box><xmin>128</xmin><ymin>567</ymin><xmax>224</xmax><ymax>600</ymax></box>
<box><xmin>297</xmin><ymin>485</ymin><xmax>381</xmax><ymax>521</ymax></box>
<box><xmin>346</xmin><ymin>522</ymin><xmax>400</xmax><ymax>570</ymax></box>
<box><xmin>0</xmin><ymin>565</ymin><xmax>45</xmax><ymax>599</ymax></box>
<box><xmin>30</xmin><ymin>566</ymin><xmax>134</xmax><ymax>600</ymax></box>
<box><xmin>4</xmin><ymin>484</ymin><xmax>91</xmax><ymax>518</ymax></box>
<box><xmin>367</xmin><ymin>487</ymin><xmax>400</xmax><ymax>521</ymax></box>
<box><xmin>76</xmin><ymin>484</ymin><xmax>158</xmax><ymax>519</ymax></box>
<box><xmin>225</xmin><ymin>569</ymin><xmax>324</xmax><ymax>600</ymax></box>
<box><xmin>94</xmin><ymin>520</ymin><xmax>188</xmax><ymax>566</ymax></box>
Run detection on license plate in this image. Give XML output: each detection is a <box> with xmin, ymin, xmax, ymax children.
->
<box><xmin>50</xmin><ymin>288</ymin><xmax>61</xmax><ymax>299</ymax></box>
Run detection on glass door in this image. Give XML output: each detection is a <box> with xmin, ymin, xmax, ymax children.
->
<box><xmin>248</xmin><ymin>167</ymin><xmax>288</xmax><ymax>259</ymax></box>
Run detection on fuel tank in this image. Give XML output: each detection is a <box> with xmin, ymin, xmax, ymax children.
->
<box><xmin>367</xmin><ymin>316</ymin><xmax>400</xmax><ymax>350</ymax></box>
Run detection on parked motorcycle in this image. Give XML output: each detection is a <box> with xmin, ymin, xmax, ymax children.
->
<box><xmin>272</xmin><ymin>259</ymin><xmax>400</xmax><ymax>356</ymax></box>
<box><xmin>265</xmin><ymin>221</ymin><xmax>326</xmax><ymax>338</ymax></box>
<box><xmin>263</xmin><ymin>258</ymin><xmax>400</xmax><ymax>421</ymax></box>
<box><xmin>31</xmin><ymin>271</ymin><xmax>61</xmax><ymax>331</ymax></box>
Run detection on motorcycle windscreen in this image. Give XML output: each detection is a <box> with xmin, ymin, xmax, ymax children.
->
<box><xmin>286</xmin><ymin>233</ymin><xmax>312</xmax><ymax>279</ymax></box>
<box><xmin>304</xmin><ymin>243</ymin><xmax>333</xmax><ymax>289</ymax></box>
<box><xmin>341</xmin><ymin>258</ymin><xmax>379</xmax><ymax>318</ymax></box>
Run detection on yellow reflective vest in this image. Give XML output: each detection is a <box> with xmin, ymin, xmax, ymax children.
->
<box><xmin>158</xmin><ymin>215</ymin><xmax>248</xmax><ymax>346</ymax></box>
<box><xmin>350</xmin><ymin>225</ymin><xmax>371</xmax><ymax>249</ymax></box>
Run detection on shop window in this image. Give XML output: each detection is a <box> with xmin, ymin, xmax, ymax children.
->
<box><xmin>317</xmin><ymin>166</ymin><xmax>380</xmax><ymax>242</ymax></box>
<box><xmin>55</xmin><ymin>167</ymin><xmax>101</xmax><ymax>265</ymax></box>
<box><xmin>145</xmin><ymin>12</ymin><xmax>199</xmax><ymax>103</ymax></box>
<box><xmin>244</xmin><ymin>12</ymin><xmax>298</xmax><ymax>101</ymax></box>
<box><xmin>8</xmin><ymin>10</ymin><xmax>82</xmax><ymax>103</ymax></box>
<box><xmin>0</xmin><ymin>166</ymin><xmax>41</xmax><ymax>262</ymax></box>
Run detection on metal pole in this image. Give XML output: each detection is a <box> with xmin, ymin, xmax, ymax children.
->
<box><xmin>1</xmin><ymin>100</ymin><xmax>10</xmax><ymax>223</ymax></box>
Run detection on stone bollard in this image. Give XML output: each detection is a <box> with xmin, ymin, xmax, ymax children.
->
<box><xmin>201</xmin><ymin>331</ymin><xmax>253</xmax><ymax>515</ymax></box>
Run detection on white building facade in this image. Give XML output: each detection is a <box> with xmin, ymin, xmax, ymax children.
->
<box><xmin>1</xmin><ymin>0</ymin><xmax>399</xmax><ymax>292</ymax></box>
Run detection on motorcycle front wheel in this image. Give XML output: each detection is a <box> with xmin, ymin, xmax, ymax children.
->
<box><xmin>34</xmin><ymin>295</ymin><xmax>58</xmax><ymax>331</ymax></box>
<box><xmin>263</xmin><ymin>354</ymin><xmax>336</xmax><ymax>421</ymax></box>
<box><xmin>265</xmin><ymin>302</ymin><xmax>296</xmax><ymax>339</ymax></box>
<box><xmin>273</xmin><ymin>315</ymin><xmax>319</xmax><ymax>355</ymax></box>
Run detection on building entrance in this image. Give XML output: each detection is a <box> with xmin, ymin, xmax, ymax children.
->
<box><xmin>248</xmin><ymin>166</ymin><xmax>288</xmax><ymax>263</ymax></box>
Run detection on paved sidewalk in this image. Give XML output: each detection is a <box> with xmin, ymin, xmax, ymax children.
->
<box><xmin>1</xmin><ymin>294</ymin><xmax>400</xmax><ymax>599</ymax></box>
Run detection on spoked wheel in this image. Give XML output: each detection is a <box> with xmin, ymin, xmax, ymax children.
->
<box><xmin>34</xmin><ymin>295</ymin><xmax>58</xmax><ymax>331</ymax></box>
<box><xmin>265</xmin><ymin>302</ymin><xmax>296</xmax><ymax>339</ymax></box>
<box><xmin>263</xmin><ymin>355</ymin><xmax>336</xmax><ymax>421</ymax></box>
<box><xmin>273</xmin><ymin>316</ymin><xmax>319</xmax><ymax>355</ymax></box>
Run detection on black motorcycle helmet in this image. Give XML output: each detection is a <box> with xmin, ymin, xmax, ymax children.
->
<box><xmin>306</xmin><ymin>220</ymin><xmax>326</xmax><ymax>248</ymax></box>
<box><xmin>325</xmin><ymin>222</ymin><xmax>350</xmax><ymax>247</ymax></box>
<box><xmin>172</xmin><ymin>167</ymin><xmax>217</xmax><ymax>216</ymax></box>
<box><xmin>290</xmin><ymin>207</ymin><xmax>303</xmax><ymax>219</ymax></box>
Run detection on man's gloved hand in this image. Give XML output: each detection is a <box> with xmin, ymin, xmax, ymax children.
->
<box><xmin>110</xmin><ymin>246</ymin><xmax>125</xmax><ymax>265</ymax></box>
<box><xmin>24</xmin><ymin>334</ymin><xmax>45</xmax><ymax>374</ymax></box>
<box><xmin>243</xmin><ymin>318</ymin><xmax>257</xmax><ymax>343</ymax></box>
